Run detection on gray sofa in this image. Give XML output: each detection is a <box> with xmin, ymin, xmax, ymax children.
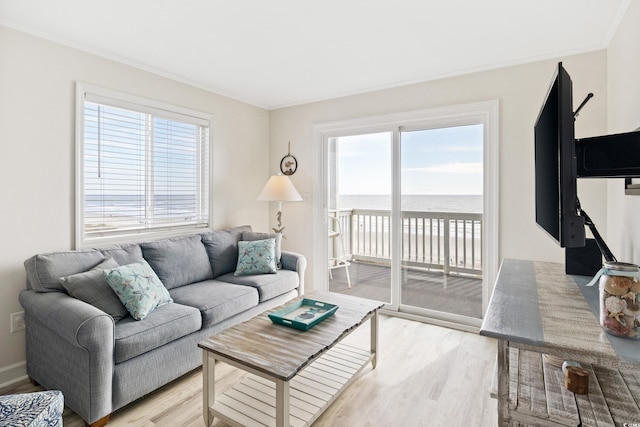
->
<box><xmin>19</xmin><ymin>226</ymin><xmax>306</xmax><ymax>426</ymax></box>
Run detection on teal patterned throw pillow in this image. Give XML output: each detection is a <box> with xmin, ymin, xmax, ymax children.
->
<box><xmin>234</xmin><ymin>238</ymin><xmax>277</xmax><ymax>276</ymax></box>
<box><xmin>104</xmin><ymin>259</ymin><xmax>173</xmax><ymax>320</ymax></box>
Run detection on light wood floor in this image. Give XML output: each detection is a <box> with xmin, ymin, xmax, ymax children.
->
<box><xmin>1</xmin><ymin>315</ymin><xmax>498</xmax><ymax>426</ymax></box>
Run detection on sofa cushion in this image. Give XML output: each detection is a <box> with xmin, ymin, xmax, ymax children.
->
<box><xmin>141</xmin><ymin>235</ymin><xmax>213</xmax><ymax>290</ymax></box>
<box><xmin>169</xmin><ymin>281</ymin><xmax>259</xmax><ymax>328</ymax></box>
<box><xmin>114</xmin><ymin>302</ymin><xmax>201</xmax><ymax>364</ymax></box>
<box><xmin>104</xmin><ymin>260</ymin><xmax>173</xmax><ymax>321</ymax></box>
<box><xmin>201</xmin><ymin>226</ymin><xmax>251</xmax><ymax>278</ymax></box>
<box><xmin>99</xmin><ymin>243</ymin><xmax>143</xmax><ymax>266</ymax></box>
<box><xmin>59</xmin><ymin>257</ymin><xmax>129</xmax><ymax>323</ymax></box>
<box><xmin>234</xmin><ymin>238</ymin><xmax>277</xmax><ymax>276</ymax></box>
<box><xmin>217</xmin><ymin>269</ymin><xmax>299</xmax><ymax>302</ymax></box>
<box><xmin>242</xmin><ymin>231</ymin><xmax>283</xmax><ymax>267</ymax></box>
<box><xmin>24</xmin><ymin>250</ymin><xmax>107</xmax><ymax>293</ymax></box>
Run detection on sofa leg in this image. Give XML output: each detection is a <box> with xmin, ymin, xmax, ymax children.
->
<box><xmin>85</xmin><ymin>414</ymin><xmax>110</xmax><ymax>427</ymax></box>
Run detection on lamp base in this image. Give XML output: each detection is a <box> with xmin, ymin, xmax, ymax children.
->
<box><xmin>273</xmin><ymin>211</ymin><xmax>286</xmax><ymax>238</ymax></box>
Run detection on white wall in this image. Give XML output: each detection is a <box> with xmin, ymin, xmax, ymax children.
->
<box><xmin>606</xmin><ymin>0</ymin><xmax>640</xmax><ymax>264</ymax></box>
<box><xmin>0</xmin><ymin>26</ymin><xmax>270</xmax><ymax>385</ymax></box>
<box><xmin>271</xmin><ymin>51</ymin><xmax>609</xmax><ymax>292</ymax></box>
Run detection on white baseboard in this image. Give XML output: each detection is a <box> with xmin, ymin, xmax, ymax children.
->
<box><xmin>0</xmin><ymin>360</ymin><xmax>27</xmax><ymax>389</ymax></box>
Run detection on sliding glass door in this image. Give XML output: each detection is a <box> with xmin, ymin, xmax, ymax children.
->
<box><xmin>328</xmin><ymin>132</ymin><xmax>393</xmax><ymax>304</ymax></box>
<box><xmin>317</xmin><ymin>102</ymin><xmax>498</xmax><ymax>328</ymax></box>
<box><xmin>399</xmin><ymin>125</ymin><xmax>484</xmax><ymax>320</ymax></box>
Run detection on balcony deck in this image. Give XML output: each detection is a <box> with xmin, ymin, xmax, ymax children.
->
<box><xmin>329</xmin><ymin>260</ymin><xmax>483</xmax><ymax>319</ymax></box>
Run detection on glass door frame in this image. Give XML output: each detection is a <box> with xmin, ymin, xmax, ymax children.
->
<box><xmin>312</xmin><ymin>101</ymin><xmax>499</xmax><ymax>328</ymax></box>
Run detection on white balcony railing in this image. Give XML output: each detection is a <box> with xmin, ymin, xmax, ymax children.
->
<box><xmin>330</xmin><ymin>209</ymin><xmax>482</xmax><ymax>277</ymax></box>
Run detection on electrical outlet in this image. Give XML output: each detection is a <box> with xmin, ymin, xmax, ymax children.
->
<box><xmin>11</xmin><ymin>312</ymin><xmax>25</xmax><ymax>333</ymax></box>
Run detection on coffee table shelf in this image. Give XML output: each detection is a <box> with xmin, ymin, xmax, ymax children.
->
<box><xmin>210</xmin><ymin>343</ymin><xmax>371</xmax><ymax>427</ymax></box>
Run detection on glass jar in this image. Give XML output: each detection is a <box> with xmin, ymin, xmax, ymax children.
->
<box><xmin>599</xmin><ymin>261</ymin><xmax>640</xmax><ymax>339</ymax></box>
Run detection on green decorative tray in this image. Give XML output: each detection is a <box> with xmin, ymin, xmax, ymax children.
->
<box><xmin>268</xmin><ymin>298</ymin><xmax>339</xmax><ymax>331</ymax></box>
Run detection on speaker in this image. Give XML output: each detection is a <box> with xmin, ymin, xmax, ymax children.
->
<box><xmin>565</xmin><ymin>238</ymin><xmax>602</xmax><ymax>276</ymax></box>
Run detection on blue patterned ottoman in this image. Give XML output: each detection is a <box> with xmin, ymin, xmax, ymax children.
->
<box><xmin>0</xmin><ymin>390</ymin><xmax>63</xmax><ymax>427</ymax></box>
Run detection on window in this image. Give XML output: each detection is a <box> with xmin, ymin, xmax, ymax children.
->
<box><xmin>76</xmin><ymin>83</ymin><xmax>211</xmax><ymax>247</ymax></box>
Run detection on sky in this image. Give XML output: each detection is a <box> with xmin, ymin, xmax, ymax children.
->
<box><xmin>335</xmin><ymin>124</ymin><xmax>484</xmax><ymax>195</ymax></box>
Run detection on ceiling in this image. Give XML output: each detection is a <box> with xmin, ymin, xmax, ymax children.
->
<box><xmin>0</xmin><ymin>0</ymin><xmax>630</xmax><ymax>109</ymax></box>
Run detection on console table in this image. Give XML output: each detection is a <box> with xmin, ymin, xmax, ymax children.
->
<box><xmin>480</xmin><ymin>259</ymin><xmax>640</xmax><ymax>426</ymax></box>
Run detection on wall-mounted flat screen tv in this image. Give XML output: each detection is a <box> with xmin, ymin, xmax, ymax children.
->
<box><xmin>534</xmin><ymin>62</ymin><xmax>585</xmax><ymax>248</ymax></box>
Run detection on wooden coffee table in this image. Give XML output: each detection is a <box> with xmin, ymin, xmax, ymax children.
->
<box><xmin>198</xmin><ymin>292</ymin><xmax>384</xmax><ymax>427</ymax></box>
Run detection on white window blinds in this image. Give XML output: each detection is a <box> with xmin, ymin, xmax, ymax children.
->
<box><xmin>77</xmin><ymin>85</ymin><xmax>211</xmax><ymax>246</ymax></box>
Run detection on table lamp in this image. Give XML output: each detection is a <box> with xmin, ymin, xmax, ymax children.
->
<box><xmin>257</xmin><ymin>174</ymin><xmax>302</xmax><ymax>235</ymax></box>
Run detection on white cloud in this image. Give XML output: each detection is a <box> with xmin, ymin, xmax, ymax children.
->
<box><xmin>403</xmin><ymin>162</ymin><xmax>483</xmax><ymax>174</ymax></box>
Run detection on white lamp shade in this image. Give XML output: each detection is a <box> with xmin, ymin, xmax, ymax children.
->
<box><xmin>257</xmin><ymin>175</ymin><xmax>303</xmax><ymax>202</ymax></box>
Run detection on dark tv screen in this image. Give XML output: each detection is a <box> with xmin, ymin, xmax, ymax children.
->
<box><xmin>534</xmin><ymin>62</ymin><xmax>585</xmax><ymax>248</ymax></box>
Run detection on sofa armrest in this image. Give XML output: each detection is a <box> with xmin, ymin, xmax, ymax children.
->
<box><xmin>19</xmin><ymin>290</ymin><xmax>115</xmax><ymax>424</ymax></box>
<box><xmin>281</xmin><ymin>251</ymin><xmax>306</xmax><ymax>295</ymax></box>
<box><xmin>20</xmin><ymin>289</ymin><xmax>114</xmax><ymax>348</ymax></box>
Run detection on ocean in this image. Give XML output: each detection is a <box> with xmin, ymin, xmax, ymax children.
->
<box><xmin>337</xmin><ymin>194</ymin><xmax>482</xmax><ymax>214</ymax></box>
<box><xmin>84</xmin><ymin>194</ymin><xmax>200</xmax><ymax>223</ymax></box>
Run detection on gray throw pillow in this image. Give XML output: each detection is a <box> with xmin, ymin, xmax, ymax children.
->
<box><xmin>59</xmin><ymin>257</ymin><xmax>129</xmax><ymax>322</ymax></box>
<box><xmin>242</xmin><ymin>231</ymin><xmax>283</xmax><ymax>268</ymax></box>
<box><xmin>25</xmin><ymin>251</ymin><xmax>107</xmax><ymax>293</ymax></box>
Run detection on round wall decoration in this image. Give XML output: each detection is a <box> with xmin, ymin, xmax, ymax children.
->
<box><xmin>280</xmin><ymin>142</ymin><xmax>298</xmax><ymax>175</ymax></box>
<box><xmin>280</xmin><ymin>155</ymin><xmax>297</xmax><ymax>175</ymax></box>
